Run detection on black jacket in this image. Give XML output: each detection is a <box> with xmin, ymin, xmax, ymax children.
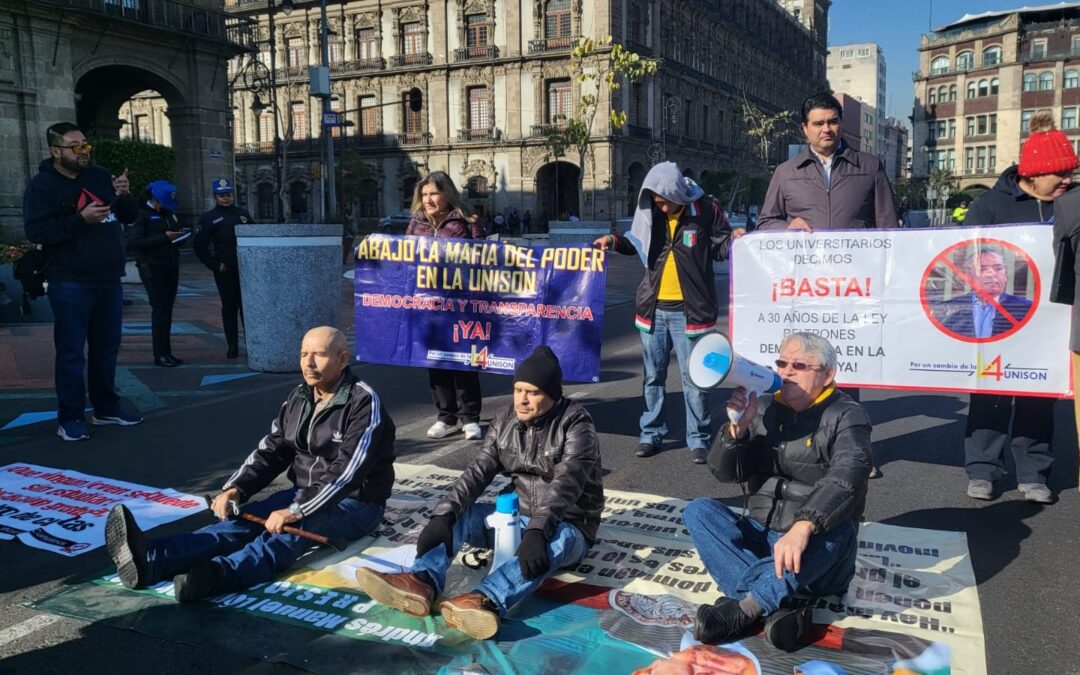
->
<box><xmin>195</xmin><ymin>203</ymin><xmax>253</xmax><ymax>273</ymax></box>
<box><xmin>432</xmin><ymin>398</ymin><xmax>604</xmax><ymax>543</ymax></box>
<box><xmin>610</xmin><ymin>196</ymin><xmax>732</xmax><ymax>335</ymax></box>
<box><xmin>963</xmin><ymin>165</ymin><xmax>1062</xmax><ymax>226</ymax></box>
<box><xmin>222</xmin><ymin>367</ymin><xmax>396</xmax><ymax>515</ymax></box>
<box><xmin>708</xmin><ymin>387</ymin><xmax>871</xmax><ymax>533</ymax></box>
<box><xmin>128</xmin><ymin>203</ymin><xmax>181</xmax><ymax>269</ymax></box>
<box><xmin>22</xmin><ymin>158</ymin><xmax>139</xmax><ymax>282</ymax></box>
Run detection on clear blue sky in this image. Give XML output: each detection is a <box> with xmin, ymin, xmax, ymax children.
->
<box><xmin>827</xmin><ymin>0</ymin><xmax>1046</xmax><ymax>124</ymax></box>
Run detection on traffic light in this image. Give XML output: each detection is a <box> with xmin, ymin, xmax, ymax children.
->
<box><xmin>408</xmin><ymin>87</ymin><xmax>423</xmax><ymax>113</ymax></box>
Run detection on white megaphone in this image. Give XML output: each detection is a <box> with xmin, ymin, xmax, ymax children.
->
<box><xmin>688</xmin><ymin>333</ymin><xmax>782</xmax><ymax>424</ymax></box>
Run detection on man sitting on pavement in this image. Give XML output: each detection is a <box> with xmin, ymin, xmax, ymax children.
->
<box><xmin>683</xmin><ymin>332</ymin><xmax>871</xmax><ymax>651</ymax></box>
<box><xmin>354</xmin><ymin>346</ymin><xmax>603</xmax><ymax>640</ymax></box>
<box><xmin>105</xmin><ymin>326</ymin><xmax>396</xmax><ymax>602</ymax></box>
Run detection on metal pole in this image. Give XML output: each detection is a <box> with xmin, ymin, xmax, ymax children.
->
<box><xmin>320</xmin><ymin>0</ymin><xmax>337</xmax><ymax>222</ymax></box>
<box><xmin>268</xmin><ymin>0</ymin><xmax>283</xmax><ymax>222</ymax></box>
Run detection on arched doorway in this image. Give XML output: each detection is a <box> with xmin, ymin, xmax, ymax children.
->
<box><xmin>627</xmin><ymin>161</ymin><xmax>646</xmax><ymax>216</ymax></box>
<box><xmin>536</xmin><ymin>161</ymin><xmax>579</xmax><ymax>225</ymax></box>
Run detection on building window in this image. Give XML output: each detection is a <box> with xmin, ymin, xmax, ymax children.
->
<box><xmin>290</xmin><ymin>102</ymin><xmax>307</xmax><ymax>140</ymax></box>
<box><xmin>1074</xmin><ymin>37</ymin><xmax>1080</xmax><ymax>56</ymax></box>
<box><xmin>938</xmin><ymin>85</ymin><xmax>948</xmax><ymax>102</ymax></box>
<box><xmin>286</xmin><ymin>37</ymin><xmax>305</xmax><ymax>68</ymax></box>
<box><xmin>977</xmin><ymin>115</ymin><xmax>988</xmax><ymax>135</ymax></box>
<box><xmin>955</xmin><ymin>51</ymin><xmax>974</xmax><ymax>71</ymax></box>
<box><xmin>928</xmin><ymin>88</ymin><xmax>937</xmax><ymax>105</ymax></box>
<box><xmin>1065</xmin><ymin>107</ymin><xmax>1078</xmax><ymax>130</ymax></box>
<box><xmin>982</xmin><ymin>46</ymin><xmax>1002</xmax><ymax>66</ymax></box>
<box><xmin>545</xmin><ymin>0</ymin><xmax>572</xmax><ymax>39</ymax></box>
<box><xmin>258</xmin><ymin>110</ymin><xmax>274</xmax><ymax>145</ymax></box>
<box><xmin>949</xmin><ymin>84</ymin><xmax>957</xmax><ymax>101</ymax></box>
<box><xmin>403</xmin><ymin>92</ymin><xmax>423</xmax><ymax>137</ymax></box>
<box><xmin>947</xmin><ymin>149</ymin><xmax>956</xmax><ymax>171</ymax></box>
<box><xmin>465</xmin><ymin>13</ymin><xmax>490</xmax><ymax>48</ymax></box>
<box><xmin>356</xmin><ymin>27</ymin><xmax>378</xmax><ymax>61</ymax></box>
<box><xmin>1067</xmin><ymin>70</ymin><xmax>1080</xmax><ymax>89</ymax></box>
<box><xmin>630</xmin><ymin>82</ymin><xmax>644</xmax><ymax>125</ymax></box>
<box><xmin>948</xmin><ymin>119</ymin><xmax>957</xmax><ymax>138</ymax></box>
<box><xmin>702</xmin><ymin>104</ymin><xmax>709</xmax><ymax>138</ymax></box>
<box><xmin>931</xmin><ymin>56</ymin><xmax>949</xmax><ymax>75</ymax></box>
<box><xmin>467</xmin><ymin>176</ymin><xmax>488</xmax><ymax>198</ymax></box>
<box><xmin>468</xmin><ymin>86</ymin><xmax>491</xmax><ymax>130</ymax></box>
<box><xmin>402</xmin><ymin>22</ymin><xmax>424</xmax><ymax>56</ymax></box>
<box><xmin>547</xmin><ymin>79</ymin><xmax>572</xmax><ymax>123</ymax></box>
<box><xmin>858</xmin><ymin>47</ymin><xmax>870</xmax><ymax>57</ymax></box>
<box><xmin>1023</xmin><ymin>73</ymin><xmax>1037</xmax><ymax>92</ymax></box>
<box><xmin>990</xmin><ymin>78</ymin><xmax>999</xmax><ymax>95</ymax></box>
<box><xmin>329</xmin><ymin>38</ymin><xmax>343</xmax><ymax>64</ymax></box>
<box><xmin>965</xmin><ymin>147</ymin><xmax>974</xmax><ymax>172</ymax></box>
<box><xmin>135</xmin><ymin>114</ymin><xmax>151</xmax><ymax>142</ymax></box>
<box><xmin>967</xmin><ymin>81</ymin><xmax>977</xmax><ymax>98</ymax></box>
<box><xmin>1021</xmin><ymin>109</ymin><xmax>1034</xmax><ymax>131</ymax></box>
<box><xmin>990</xmin><ymin>113</ymin><xmax>997</xmax><ymax>134</ymax></box>
<box><xmin>989</xmin><ymin>146</ymin><xmax>997</xmax><ymax>173</ymax></box>
<box><xmin>978</xmin><ymin>79</ymin><xmax>988</xmax><ymax>97</ymax></box>
<box><xmin>359</xmin><ymin>95</ymin><xmax>377</xmax><ymax>136</ymax></box>
<box><xmin>966</xmin><ymin>116</ymin><xmax>975</xmax><ymax>137</ymax></box>
<box><xmin>840</xmin><ymin>48</ymin><xmax>854</xmax><ymax>59</ymax></box>
<box><xmin>1031</xmin><ymin>39</ymin><xmax>1046</xmax><ymax>59</ymax></box>
<box><xmin>1039</xmin><ymin>72</ymin><xmax>1054</xmax><ymax>90</ymax></box>
<box><xmin>257</xmin><ymin>183</ymin><xmax>275</xmax><ymax>220</ymax></box>
<box><xmin>976</xmin><ymin>146</ymin><xmax>987</xmax><ymax>172</ymax></box>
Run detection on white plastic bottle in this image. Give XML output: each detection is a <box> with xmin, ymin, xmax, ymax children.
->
<box><xmin>485</xmin><ymin>492</ymin><xmax>521</xmax><ymax>574</ymax></box>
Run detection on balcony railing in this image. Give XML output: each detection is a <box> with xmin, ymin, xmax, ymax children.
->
<box><xmin>391</xmin><ymin>53</ymin><xmax>433</xmax><ymax>68</ymax></box>
<box><xmin>529</xmin><ymin>123</ymin><xmax>565</xmax><ymax>137</ymax></box>
<box><xmin>457</xmin><ymin>128</ymin><xmax>497</xmax><ymax>142</ymax></box>
<box><xmin>276</xmin><ymin>65</ymin><xmax>308</xmax><ymax>81</ymax></box>
<box><xmin>454</xmin><ymin>45</ymin><xmax>499</xmax><ymax>62</ymax></box>
<box><xmin>529</xmin><ymin>36</ymin><xmax>577</xmax><ymax>54</ymax></box>
<box><xmin>40</xmin><ymin>0</ymin><xmax>257</xmax><ymax>51</ymax></box>
<box><xmin>396</xmin><ymin>132</ymin><xmax>433</xmax><ymax>146</ymax></box>
<box><xmin>331</xmin><ymin>57</ymin><xmax>385</xmax><ymax>74</ymax></box>
<box><xmin>235</xmin><ymin>141</ymin><xmax>276</xmax><ymax>154</ymax></box>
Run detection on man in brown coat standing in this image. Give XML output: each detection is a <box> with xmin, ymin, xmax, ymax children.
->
<box><xmin>756</xmin><ymin>92</ymin><xmax>899</xmax><ymax>233</ymax></box>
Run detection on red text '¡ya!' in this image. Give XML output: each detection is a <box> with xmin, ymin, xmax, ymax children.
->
<box><xmin>771</xmin><ymin>277</ymin><xmax>872</xmax><ymax>302</ymax></box>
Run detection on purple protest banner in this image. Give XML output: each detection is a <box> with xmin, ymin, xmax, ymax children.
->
<box><xmin>354</xmin><ymin>234</ymin><xmax>607</xmax><ymax>382</ymax></box>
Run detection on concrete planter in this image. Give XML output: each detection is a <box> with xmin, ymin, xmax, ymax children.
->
<box><xmin>547</xmin><ymin>220</ymin><xmax>614</xmax><ymax>246</ymax></box>
<box><xmin>236</xmin><ymin>223</ymin><xmax>342</xmax><ymax>372</ymax></box>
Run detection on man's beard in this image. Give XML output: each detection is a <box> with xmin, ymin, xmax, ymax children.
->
<box><xmin>58</xmin><ymin>154</ymin><xmax>87</xmax><ymax>174</ymax></box>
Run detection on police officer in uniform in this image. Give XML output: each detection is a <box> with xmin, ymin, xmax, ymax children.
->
<box><xmin>129</xmin><ymin>180</ymin><xmax>186</xmax><ymax>367</ymax></box>
<box><xmin>195</xmin><ymin>179</ymin><xmax>252</xmax><ymax>359</ymax></box>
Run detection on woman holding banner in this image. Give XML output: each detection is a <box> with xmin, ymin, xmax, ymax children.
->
<box><xmin>406</xmin><ymin>172</ymin><xmax>487</xmax><ymax>440</ymax></box>
<box><xmin>959</xmin><ymin>111</ymin><xmax>1076</xmax><ymax>505</ymax></box>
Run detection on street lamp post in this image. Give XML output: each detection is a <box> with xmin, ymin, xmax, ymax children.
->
<box><xmin>265</xmin><ymin>0</ymin><xmax>290</xmax><ymax>222</ymax></box>
<box><xmin>318</xmin><ymin>0</ymin><xmax>337</xmax><ymax>222</ymax></box>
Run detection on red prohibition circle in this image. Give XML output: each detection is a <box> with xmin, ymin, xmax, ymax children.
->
<box><xmin>919</xmin><ymin>237</ymin><xmax>1041</xmax><ymax>343</ymax></box>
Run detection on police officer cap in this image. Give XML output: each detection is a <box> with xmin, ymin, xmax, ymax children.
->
<box><xmin>212</xmin><ymin>178</ymin><xmax>234</xmax><ymax>194</ymax></box>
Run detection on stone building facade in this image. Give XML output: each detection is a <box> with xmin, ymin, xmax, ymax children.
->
<box><xmin>225</xmin><ymin>0</ymin><xmax>828</xmax><ymax>226</ymax></box>
<box><xmin>912</xmin><ymin>3</ymin><xmax>1080</xmax><ymax>190</ymax></box>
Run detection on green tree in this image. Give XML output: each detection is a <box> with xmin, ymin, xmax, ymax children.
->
<box><xmin>543</xmin><ymin>37</ymin><xmax>658</xmax><ymax>220</ymax></box>
<box><xmin>88</xmin><ymin>138</ymin><xmax>176</xmax><ymax>195</ymax></box>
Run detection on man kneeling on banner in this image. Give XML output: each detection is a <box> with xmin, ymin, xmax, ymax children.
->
<box><xmin>683</xmin><ymin>331</ymin><xmax>871</xmax><ymax>651</ymax></box>
<box><xmin>354</xmin><ymin>346</ymin><xmax>603</xmax><ymax>640</ymax></box>
<box><xmin>105</xmin><ymin>326</ymin><xmax>397</xmax><ymax>601</ymax></box>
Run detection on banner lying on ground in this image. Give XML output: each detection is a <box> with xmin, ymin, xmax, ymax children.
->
<box><xmin>730</xmin><ymin>224</ymin><xmax>1072</xmax><ymax>397</ymax></box>
<box><xmin>36</xmin><ymin>464</ymin><xmax>986</xmax><ymax>673</ymax></box>
<box><xmin>0</xmin><ymin>463</ymin><xmax>202</xmax><ymax>556</ymax></box>
<box><xmin>353</xmin><ymin>234</ymin><xmax>607</xmax><ymax>382</ymax></box>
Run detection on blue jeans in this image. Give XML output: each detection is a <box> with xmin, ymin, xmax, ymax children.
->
<box><xmin>144</xmin><ymin>489</ymin><xmax>384</xmax><ymax>591</ymax></box>
<box><xmin>47</xmin><ymin>279</ymin><xmax>123</xmax><ymax>421</ymax></box>
<box><xmin>639</xmin><ymin>309</ymin><xmax>711</xmax><ymax>450</ymax></box>
<box><xmin>683</xmin><ymin>498</ymin><xmax>857</xmax><ymax>615</ymax></box>
<box><xmin>411</xmin><ymin>503</ymin><xmax>589</xmax><ymax>616</ymax></box>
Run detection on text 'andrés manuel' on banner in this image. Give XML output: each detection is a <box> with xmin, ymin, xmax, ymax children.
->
<box><xmin>353</xmin><ymin>234</ymin><xmax>607</xmax><ymax>383</ymax></box>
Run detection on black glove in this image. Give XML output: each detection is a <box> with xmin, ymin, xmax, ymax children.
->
<box><xmin>516</xmin><ymin>529</ymin><xmax>550</xmax><ymax>580</ymax></box>
<box><xmin>416</xmin><ymin>514</ymin><xmax>455</xmax><ymax>557</ymax></box>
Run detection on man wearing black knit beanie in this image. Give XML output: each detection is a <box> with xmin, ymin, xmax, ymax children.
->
<box><xmin>355</xmin><ymin>345</ymin><xmax>604</xmax><ymax>640</ymax></box>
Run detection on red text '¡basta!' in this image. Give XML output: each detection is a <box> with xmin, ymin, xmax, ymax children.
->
<box><xmin>771</xmin><ymin>277</ymin><xmax>872</xmax><ymax>302</ymax></box>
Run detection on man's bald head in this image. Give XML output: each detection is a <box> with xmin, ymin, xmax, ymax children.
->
<box><xmin>300</xmin><ymin>326</ymin><xmax>351</xmax><ymax>393</ymax></box>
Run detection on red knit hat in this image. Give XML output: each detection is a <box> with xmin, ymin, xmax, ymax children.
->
<box><xmin>1018</xmin><ymin>111</ymin><xmax>1079</xmax><ymax>177</ymax></box>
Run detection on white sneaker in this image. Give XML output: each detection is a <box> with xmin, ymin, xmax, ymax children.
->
<box><xmin>427</xmin><ymin>420</ymin><xmax>462</xmax><ymax>439</ymax></box>
<box><xmin>462</xmin><ymin>422</ymin><xmax>483</xmax><ymax>440</ymax></box>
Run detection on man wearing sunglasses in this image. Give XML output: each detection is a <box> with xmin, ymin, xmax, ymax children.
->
<box><xmin>23</xmin><ymin>122</ymin><xmax>143</xmax><ymax>442</ymax></box>
<box><xmin>682</xmin><ymin>332</ymin><xmax>871</xmax><ymax>651</ymax></box>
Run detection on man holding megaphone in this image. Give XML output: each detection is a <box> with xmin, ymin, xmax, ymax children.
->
<box><xmin>681</xmin><ymin>332</ymin><xmax>872</xmax><ymax>652</ymax></box>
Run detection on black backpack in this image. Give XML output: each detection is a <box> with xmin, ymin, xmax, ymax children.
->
<box><xmin>13</xmin><ymin>247</ymin><xmax>50</xmax><ymax>314</ymax></box>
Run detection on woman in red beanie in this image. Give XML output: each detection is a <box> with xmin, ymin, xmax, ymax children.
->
<box><xmin>958</xmin><ymin>111</ymin><xmax>1076</xmax><ymax>505</ymax></box>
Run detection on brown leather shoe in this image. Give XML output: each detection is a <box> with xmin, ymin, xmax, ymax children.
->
<box><xmin>354</xmin><ymin>568</ymin><xmax>434</xmax><ymax>617</ymax></box>
<box><xmin>439</xmin><ymin>591</ymin><xmax>500</xmax><ymax>640</ymax></box>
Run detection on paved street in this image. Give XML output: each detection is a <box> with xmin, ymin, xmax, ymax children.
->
<box><xmin>0</xmin><ymin>251</ymin><xmax>1077</xmax><ymax>674</ymax></box>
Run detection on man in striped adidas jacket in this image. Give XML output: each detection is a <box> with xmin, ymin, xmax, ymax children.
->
<box><xmin>105</xmin><ymin>326</ymin><xmax>396</xmax><ymax>601</ymax></box>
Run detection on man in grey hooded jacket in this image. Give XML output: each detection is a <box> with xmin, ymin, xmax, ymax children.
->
<box><xmin>594</xmin><ymin>162</ymin><xmax>733</xmax><ymax>463</ymax></box>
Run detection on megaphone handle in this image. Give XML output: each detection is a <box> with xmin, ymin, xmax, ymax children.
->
<box><xmin>726</xmin><ymin>388</ymin><xmax>759</xmax><ymax>430</ymax></box>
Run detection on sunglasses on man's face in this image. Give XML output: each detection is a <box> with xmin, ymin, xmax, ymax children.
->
<box><xmin>53</xmin><ymin>143</ymin><xmax>93</xmax><ymax>154</ymax></box>
<box><xmin>775</xmin><ymin>359</ymin><xmax>823</xmax><ymax>372</ymax></box>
